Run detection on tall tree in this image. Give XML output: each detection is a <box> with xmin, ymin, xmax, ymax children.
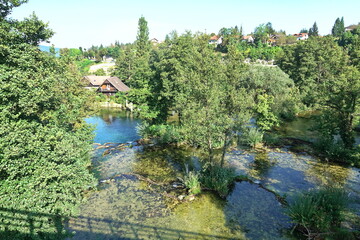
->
<box><xmin>0</xmin><ymin>1</ymin><xmax>96</xmax><ymax>237</ymax></box>
<box><xmin>277</xmin><ymin>36</ymin><xmax>347</xmax><ymax>105</ymax></box>
<box><xmin>332</xmin><ymin>17</ymin><xmax>345</xmax><ymax>37</ymax></box>
<box><xmin>254</xmin><ymin>23</ymin><xmax>269</xmax><ymax>44</ymax></box>
<box><xmin>277</xmin><ymin>36</ymin><xmax>359</xmax><ymax>150</ymax></box>
<box><xmin>309</xmin><ymin>21</ymin><xmax>319</xmax><ymax>37</ymax></box>
<box><xmin>125</xmin><ymin>16</ymin><xmax>156</xmax><ymax>120</ymax></box>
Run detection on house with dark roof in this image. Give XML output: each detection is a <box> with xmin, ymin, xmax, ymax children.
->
<box><xmin>83</xmin><ymin>76</ymin><xmax>130</xmax><ymax>96</ymax></box>
<box><xmin>97</xmin><ymin>76</ymin><xmax>130</xmax><ymax>96</ymax></box>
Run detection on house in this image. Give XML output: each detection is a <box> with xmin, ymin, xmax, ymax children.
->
<box><xmin>97</xmin><ymin>76</ymin><xmax>130</xmax><ymax>96</ymax></box>
<box><xmin>242</xmin><ymin>35</ymin><xmax>254</xmax><ymax>43</ymax></box>
<box><xmin>83</xmin><ymin>75</ymin><xmax>110</xmax><ymax>89</ymax></box>
<box><xmin>345</xmin><ymin>24</ymin><xmax>360</xmax><ymax>32</ymax></box>
<box><xmin>209</xmin><ymin>35</ymin><xmax>223</xmax><ymax>45</ymax></box>
<box><xmin>293</xmin><ymin>33</ymin><xmax>308</xmax><ymax>40</ymax></box>
<box><xmin>150</xmin><ymin>38</ymin><xmax>160</xmax><ymax>45</ymax></box>
<box><xmin>83</xmin><ymin>75</ymin><xmax>130</xmax><ymax>96</ymax></box>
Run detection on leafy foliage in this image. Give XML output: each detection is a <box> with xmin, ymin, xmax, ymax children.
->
<box><xmin>183</xmin><ymin>171</ymin><xmax>201</xmax><ymax>195</ymax></box>
<box><xmin>308</xmin><ymin>22</ymin><xmax>319</xmax><ymax>37</ymax></box>
<box><xmin>287</xmin><ymin>188</ymin><xmax>351</xmax><ymax>239</ymax></box>
<box><xmin>241</xmin><ymin>127</ymin><xmax>264</xmax><ymax>148</ymax></box>
<box><xmin>0</xmin><ymin>2</ymin><xmax>96</xmax><ymax>237</ymax></box>
<box><xmin>201</xmin><ymin>165</ymin><xmax>236</xmax><ymax>198</ymax></box>
<box><xmin>332</xmin><ymin>17</ymin><xmax>345</xmax><ymax>38</ymax></box>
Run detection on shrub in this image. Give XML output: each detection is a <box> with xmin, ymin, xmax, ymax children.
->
<box><xmin>240</xmin><ymin>127</ymin><xmax>264</xmax><ymax>148</ymax></box>
<box><xmin>287</xmin><ymin>187</ymin><xmax>349</xmax><ymax>238</ymax></box>
<box><xmin>136</xmin><ymin>122</ymin><xmax>151</xmax><ymax>139</ymax></box>
<box><xmin>201</xmin><ymin>165</ymin><xmax>236</xmax><ymax>198</ymax></box>
<box><xmin>136</xmin><ymin>123</ymin><xmax>182</xmax><ymax>144</ymax></box>
<box><xmin>314</xmin><ymin>137</ymin><xmax>360</xmax><ymax>165</ymax></box>
<box><xmin>183</xmin><ymin>171</ymin><xmax>201</xmax><ymax>195</ymax></box>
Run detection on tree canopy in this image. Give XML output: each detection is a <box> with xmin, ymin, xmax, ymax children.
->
<box><xmin>0</xmin><ymin>1</ymin><xmax>96</xmax><ymax>237</ymax></box>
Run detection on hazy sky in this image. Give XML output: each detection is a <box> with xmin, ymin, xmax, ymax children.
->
<box><xmin>10</xmin><ymin>0</ymin><xmax>360</xmax><ymax>48</ymax></box>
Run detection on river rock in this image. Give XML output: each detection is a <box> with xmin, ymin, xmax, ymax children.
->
<box><xmin>188</xmin><ymin>195</ymin><xmax>195</xmax><ymax>201</ymax></box>
<box><xmin>178</xmin><ymin>195</ymin><xmax>185</xmax><ymax>200</ymax></box>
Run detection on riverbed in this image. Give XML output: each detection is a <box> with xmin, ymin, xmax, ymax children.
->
<box><xmin>67</xmin><ymin>109</ymin><xmax>360</xmax><ymax>240</ymax></box>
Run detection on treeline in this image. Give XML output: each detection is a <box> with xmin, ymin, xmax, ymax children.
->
<box><xmin>113</xmin><ymin>17</ymin><xmax>360</xmax><ymax>166</ymax></box>
<box><xmin>112</xmin><ymin>17</ymin><xmax>360</xmax><ymax>239</ymax></box>
<box><xmin>0</xmin><ymin>1</ymin><xmax>96</xmax><ymax>238</ymax></box>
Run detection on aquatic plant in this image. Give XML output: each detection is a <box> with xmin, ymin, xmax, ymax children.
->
<box><xmin>136</xmin><ymin>121</ymin><xmax>151</xmax><ymax>138</ymax></box>
<box><xmin>314</xmin><ymin>137</ymin><xmax>360</xmax><ymax>166</ymax></box>
<box><xmin>201</xmin><ymin>165</ymin><xmax>236</xmax><ymax>198</ymax></box>
<box><xmin>240</xmin><ymin>127</ymin><xmax>264</xmax><ymax>148</ymax></box>
<box><xmin>183</xmin><ymin>171</ymin><xmax>202</xmax><ymax>195</ymax></box>
<box><xmin>136</xmin><ymin>123</ymin><xmax>182</xmax><ymax>144</ymax></box>
<box><xmin>286</xmin><ymin>187</ymin><xmax>352</xmax><ymax>239</ymax></box>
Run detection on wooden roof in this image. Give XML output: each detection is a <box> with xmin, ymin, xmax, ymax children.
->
<box><xmin>105</xmin><ymin>76</ymin><xmax>130</xmax><ymax>92</ymax></box>
<box><xmin>84</xmin><ymin>75</ymin><xmax>110</xmax><ymax>86</ymax></box>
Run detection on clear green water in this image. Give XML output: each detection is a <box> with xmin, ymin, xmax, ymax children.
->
<box><xmin>67</xmin><ymin>110</ymin><xmax>360</xmax><ymax>240</ymax></box>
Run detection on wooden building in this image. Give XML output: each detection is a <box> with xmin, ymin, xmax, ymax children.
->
<box><xmin>83</xmin><ymin>75</ymin><xmax>130</xmax><ymax>96</ymax></box>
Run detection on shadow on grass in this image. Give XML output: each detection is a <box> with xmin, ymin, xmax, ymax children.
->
<box><xmin>0</xmin><ymin>207</ymin><xmax>238</xmax><ymax>240</ymax></box>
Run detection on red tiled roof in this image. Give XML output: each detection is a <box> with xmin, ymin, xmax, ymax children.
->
<box><xmin>210</xmin><ymin>35</ymin><xmax>220</xmax><ymax>40</ymax></box>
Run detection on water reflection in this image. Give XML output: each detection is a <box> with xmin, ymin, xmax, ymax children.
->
<box><xmin>249</xmin><ymin>151</ymin><xmax>275</xmax><ymax>178</ymax></box>
<box><xmin>85</xmin><ymin>109</ymin><xmax>140</xmax><ymax>144</ymax></box>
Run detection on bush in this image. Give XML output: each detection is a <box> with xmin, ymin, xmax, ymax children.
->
<box><xmin>287</xmin><ymin>187</ymin><xmax>350</xmax><ymax>238</ymax></box>
<box><xmin>183</xmin><ymin>171</ymin><xmax>201</xmax><ymax>195</ymax></box>
<box><xmin>240</xmin><ymin>127</ymin><xmax>264</xmax><ymax>148</ymax></box>
<box><xmin>201</xmin><ymin>165</ymin><xmax>236</xmax><ymax>198</ymax></box>
<box><xmin>263</xmin><ymin>132</ymin><xmax>282</xmax><ymax>146</ymax></box>
<box><xmin>136</xmin><ymin>123</ymin><xmax>182</xmax><ymax>144</ymax></box>
<box><xmin>95</xmin><ymin>93</ymin><xmax>107</xmax><ymax>102</ymax></box>
<box><xmin>314</xmin><ymin>137</ymin><xmax>360</xmax><ymax>165</ymax></box>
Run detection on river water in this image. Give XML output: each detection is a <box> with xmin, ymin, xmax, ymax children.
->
<box><xmin>67</xmin><ymin>109</ymin><xmax>360</xmax><ymax>240</ymax></box>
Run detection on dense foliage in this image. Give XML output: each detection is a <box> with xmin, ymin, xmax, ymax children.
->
<box><xmin>277</xmin><ymin>34</ymin><xmax>360</xmax><ymax>164</ymax></box>
<box><xmin>0</xmin><ymin>1</ymin><xmax>96</xmax><ymax>238</ymax></box>
<box><xmin>286</xmin><ymin>188</ymin><xmax>354</xmax><ymax>239</ymax></box>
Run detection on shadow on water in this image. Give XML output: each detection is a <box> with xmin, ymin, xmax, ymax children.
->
<box><xmin>224</xmin><ymin>182</ymin><xmax>293</xmax><ymax>240</ymax></box>
<box><xmin>0</xmin><ymin>207</ymin><xmax>237</xmax><ymax>240</ymax></box>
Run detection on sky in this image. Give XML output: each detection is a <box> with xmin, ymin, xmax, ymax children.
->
<box><xmin>9</xmin><ymin>0</ymin><xmax>360</xmax><ymax>49</ymax></box>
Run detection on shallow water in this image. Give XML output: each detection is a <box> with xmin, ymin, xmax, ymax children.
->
<box><xmin>67</xmin><ymin>110</ymin><xmax>360</xmax><ymax>240</ymax></box>
<box><xmin>85</xmin><ymin>109</ymin><xmax>140</xmax><ymax>144</ymax></box>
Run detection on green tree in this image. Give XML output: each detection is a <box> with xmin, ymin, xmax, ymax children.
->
<box><xmin>94</xmin><ymin>68</ymin><xmax>106</xmax><ymax>76</ymax></box>
<box><xmin>332</xmin><ymin>17</ymin><xmax>345</xmax><ymax>38</ymax></box>
<box><xmin>242</xmin><ymin>65</ymin><xmax>297</xmax><ymax>120</ymax></box>
<box><xmin>221</xmin><ymin>44</ymin><xmax>253</xmax><ymax>165</ymax></box>
<box><xmin>179</xmin><ymin>35</ymin><xmax>228</xmax><ymax>163</ymax></box>
<box><xmin>0</xmin><ymin>1</ymin><xmax>96</xmax><ymax>237</ymax></box>
<box><xmin>309</xmin><ymin>21</ymin><xmax>319</xmax><ymax>37</ymax></box>
<box><xmin>277</xmin><ymin>36</ymin><xmax>347</xmax><ymax>106</ymax></box>
<box><xmin>114</xmin><ymin>44</ymin><xmax>136</xmax><ymax>83</ymax></box>
<box><xmin>254</xmin><ymin>23</ymin><xmax>269</xmax><ymax>44</ymax></box>
<box><xmin>317</xmin><ymin>66</ymin><xmax>360</xmax><ymax>149</ymax></box>
<box><xmin>122</xmin><ymin>16</ymin><xmax>156</xmax><ymax>121</ymax></box>
<box><xmin>277</xmin><ymin>36</ymin><xmax>359</xmax><ymax>151</ymax></box>
<box><xmin>150</xmin><ymin>32</ymin><xmax>195</xmax><ymax>123</ymax></box>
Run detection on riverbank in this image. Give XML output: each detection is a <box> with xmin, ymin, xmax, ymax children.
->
<box><xmin>66</xmin><ymin>110</ymin><xmax>360</xmax><ymax>240</ymax></box>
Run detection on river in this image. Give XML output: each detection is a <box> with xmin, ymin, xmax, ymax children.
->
<box><xmin>67</xmin><ymin>109</ymin><xmax>360</xmax><ymax>240</ymax></box>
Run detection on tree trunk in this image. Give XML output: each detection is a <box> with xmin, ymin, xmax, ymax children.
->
<box><xmin>221</xmin><ymin>132</ymin><xmax>229</xmax><ymax>167</ymax></box>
